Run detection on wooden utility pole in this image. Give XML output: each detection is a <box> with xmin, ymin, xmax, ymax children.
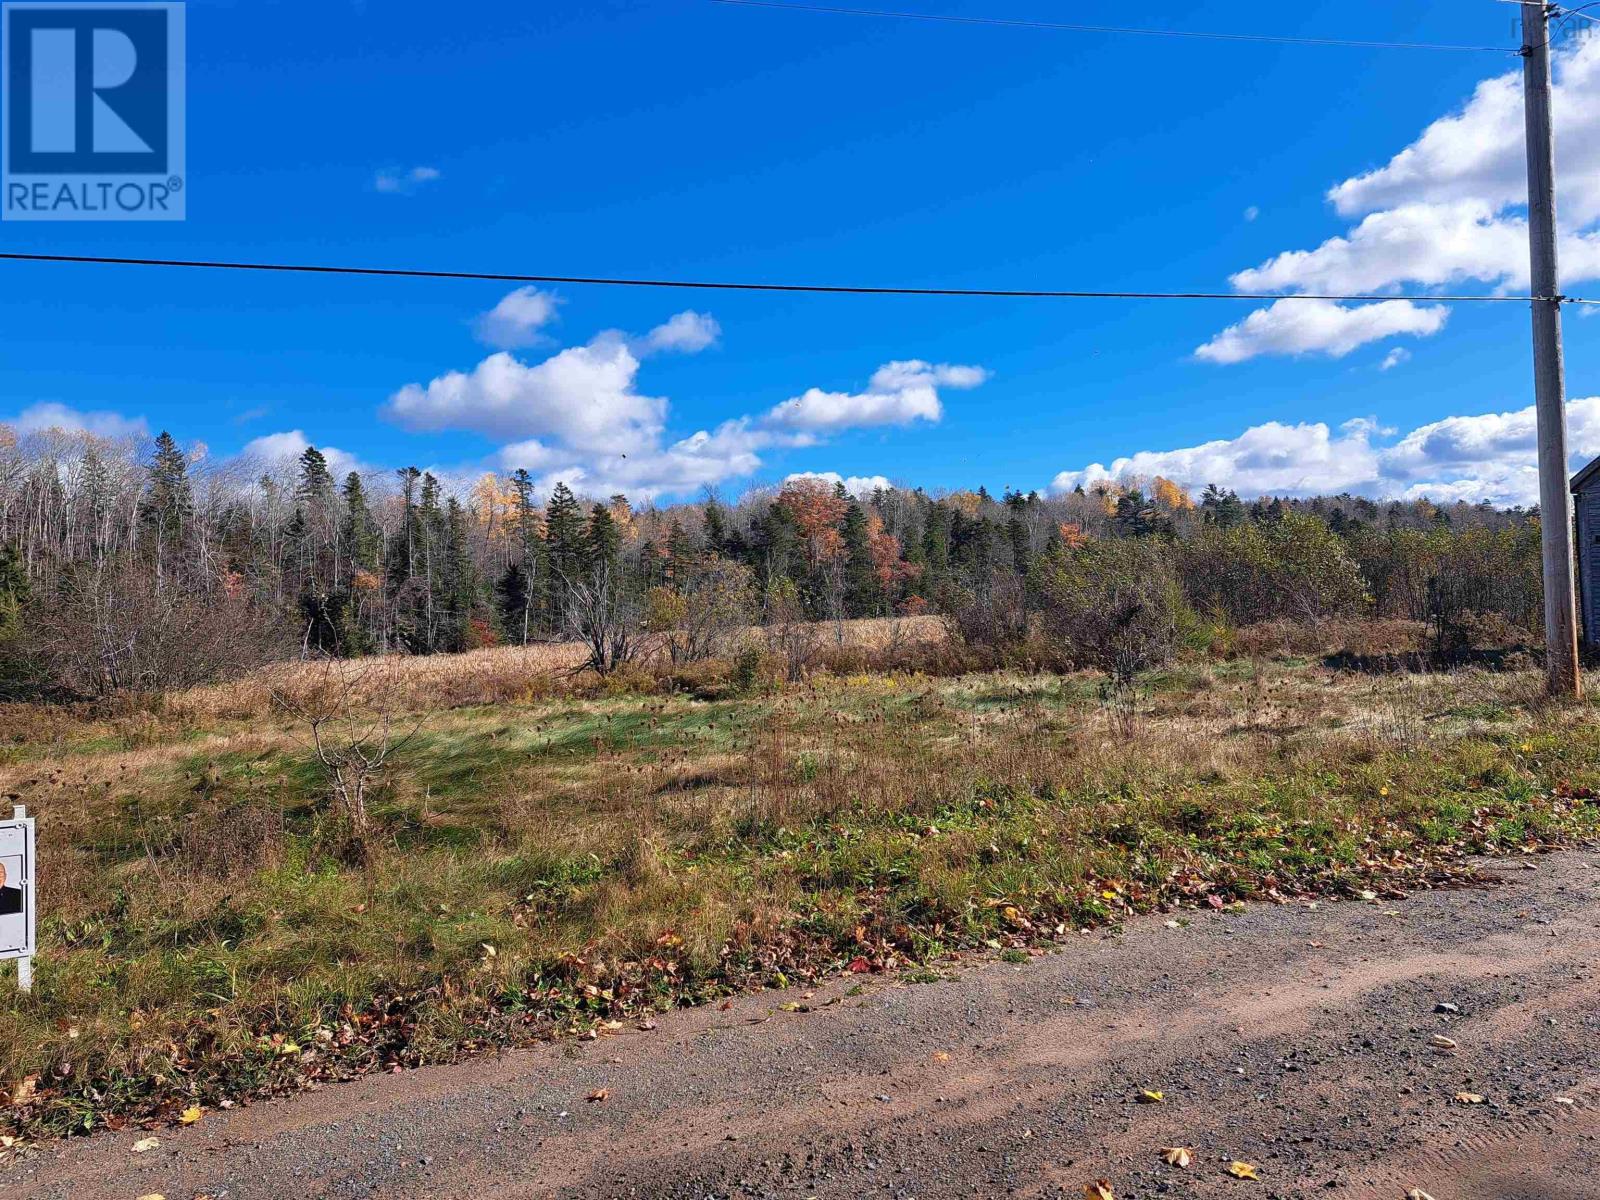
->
<box><xmin>1522</xmin><ymin>0</ymin><xmax>1582</xmax><ymax>698</ymax></box>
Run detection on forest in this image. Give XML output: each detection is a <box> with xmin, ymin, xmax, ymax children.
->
<box><xmin>0</xmin><ymin>422</ymin><xmax>1550</xmax><ymax>697</ymax></box>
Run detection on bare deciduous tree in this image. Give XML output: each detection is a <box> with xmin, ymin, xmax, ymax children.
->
<box><xmin>271</xmin><ymin>658</ymin><xmax>421</xmax><ymax>866</ymax></box>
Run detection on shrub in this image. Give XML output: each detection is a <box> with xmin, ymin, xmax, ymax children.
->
<box><xmin>1178</xmin><ymin>513</ymin><xmax>1367</xmax><ymax>626</ymax></box>
<box><xmin>1033</xmin><ymin>539</ymin><xmax>1191</xmax><ymax>680</ymax></box>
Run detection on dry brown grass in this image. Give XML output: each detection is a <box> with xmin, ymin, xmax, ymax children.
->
<box><xmin>2</xmin><ymin>628</ymin><xmax>1599</xmax><ymax>1143</ymax></box>
<box><xmin>178</xmin><ymin>615</ymin><xmax>947</xmax><ymax>719</ymax></box>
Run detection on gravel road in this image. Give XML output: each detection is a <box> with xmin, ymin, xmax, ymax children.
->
<box><xmin>8</xmin><ymin>851</ymin><xmax>1599</xmax><ymax>1200</ymax></box>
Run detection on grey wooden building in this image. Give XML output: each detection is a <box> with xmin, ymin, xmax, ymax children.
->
<box><xmin>1573</xmin><ymin>457</ymin><xmax>1600</xmax><ymax>647</ymax></box>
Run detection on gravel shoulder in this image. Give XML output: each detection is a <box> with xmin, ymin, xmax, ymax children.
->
<box><xmin>9</xmin><ymin>851</ymin><xmax>1600</xmax><ymax>1200</ymax></box>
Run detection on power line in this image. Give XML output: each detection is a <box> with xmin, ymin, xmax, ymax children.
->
<box><xmin>706</xmin><ymin>0</ymin><xmax>1518</xmax><ymax>54</ymax></box>
<box><xmin>1</xmin><ymin>251</ymin><xmax>1592</xmax><ymax>303</ymax></box>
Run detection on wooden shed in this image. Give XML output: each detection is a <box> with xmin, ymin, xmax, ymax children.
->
<box><xmin>1573</xmin><ymin>456</ymin><xmax>1600</xmax><ymax>647</ymax></box>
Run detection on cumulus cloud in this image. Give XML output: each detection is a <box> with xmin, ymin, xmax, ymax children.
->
<box><xmin>7</xmin><ymin>401</ymin><xmax>148</xmax><ymax>439</ymax></box>
<box><xmin>240</xmin><ymin>430</ymin><xmax>364</xmax><ymax>478</ymax></box>
<box><xmin>474</xmin><ymin>287</ymin><xmax>562</xmax><ymax>349</ymax></box>
<box><xmin>1329</xmin><ymin>35</ymin><xmax>1600</xmax><ymax>227</ymax></box>
<box><xmin>1195</xmin><ymin>299</ymin><xmax>1448</xmax><ymax>363</ymax></box>
<box><xmin>638</xmin><ymin>311</ymin><xmax>720</xmax><ymax>355</ymax></box>
<box><xmin>1048</xmin><ymin>399</ymin><xmax>1600</xmax><ymax>507</ymax></box>
<box><xmin>1202</xmin><ymin>32</ymin><xmax>1600</xmax><ymax>361</ymax></box>
<box><xmin>374</xmin><ymin>165</ymin><xmax>441</xmax><ymax>194</ymax></box>
<box><xmin>764</xmin><ymin>360</ymin><xmax>988</xmax><ymax>433</ymax></box>
<box><xmin>390</xmin><ymin>311</ymin><xmax>987</xmax><ymax>501</ymax></box>
<box><xmin>784</xmin><ymin>471</ymin><xmax>893</xmax><ymax>498</ymax></box>
<box><xmin>1050</xmin><ymin>418</ymin><xmax>1383</xmax><ymax>499</ymax></box>
<box><xmin>386</xmin><ymin>338</ymin><xmax>668</xmax><ymax>455</ymax></box>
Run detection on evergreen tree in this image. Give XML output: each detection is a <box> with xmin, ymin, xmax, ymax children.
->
<box><xmin>141</xmin><ymin>432</ymin><xmax>193</xmax><ymax>580</ymax></box>
<box><xmin>341</xmin><ymin>472</ymin><xmax>381</xmax><ymax>573</ymax></box>
<box><xmin>584</xmin><ymin>503</ymin><xmax>622</xmax><ymax>578</ymax></box>
<box><xmin>842</xmin><ymin>501</ymin><xmax>879</xmax><ymax>616</ymax></box>
<box><xmin>703</xmin><ymin>497</ymin><xmax>727</xmax><ymax>553</ymax></box>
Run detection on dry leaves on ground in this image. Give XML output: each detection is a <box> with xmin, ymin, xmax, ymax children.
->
<box><xmin>1084</xmin><ymin>1181</ymin><xmax>1114</xmax><ymax>1200</ymax></box>
<box><xmin>1160</xmin><ymin>1146</ymin><xmax>1193</xmax><ymax>1167</ymax></box>
<box><xmin>1454</xmin><ymin>1091</ymin><xmax>1485</xmax><ymax>1105</ymax></box>
<box><xmin>1227</xmin><ymin>1160</ymin><xmax>1260</xmax><ymax>1180</ymax></box>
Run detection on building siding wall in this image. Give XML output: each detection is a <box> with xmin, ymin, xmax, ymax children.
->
<box><xmin>1582</xmin><ymin>487</ymin><xmax>1600</xmax><ymax>646</ymax></box>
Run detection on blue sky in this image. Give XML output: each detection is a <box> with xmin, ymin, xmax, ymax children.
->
<box><xmin>2</xmin><ymin>0</ymin><xmax>1598</xmax><ymax>505</ymax></box>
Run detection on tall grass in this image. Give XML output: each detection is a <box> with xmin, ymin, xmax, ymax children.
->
<box><xmin>0</xmin><ymin>627</ymin><xmax>1596</xmax><ymax>1142</ymax></box>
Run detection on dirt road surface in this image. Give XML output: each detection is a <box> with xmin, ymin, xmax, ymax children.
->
<box><xmin>9</xmin><ymin>852</ymin><xmax>1599</xmax><ymax>1200</ymax></box>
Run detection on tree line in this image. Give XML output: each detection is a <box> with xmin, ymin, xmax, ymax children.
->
<box><xmin>0</xmin><ymin>424</ymin><xmax>1550</xmax><ymax>695</ymax></box>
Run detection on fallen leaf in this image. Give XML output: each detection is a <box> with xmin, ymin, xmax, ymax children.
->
<box><xmin>131</xmin><ymin>1137</ymin><xmax>160</xmax><ymax>1154</ymax></box>
<box><xmin>1136</xmin><ymin>1089</ymin><xmax>1164</xmax><ymax>1104</ymax></box>
<box><xmin>932</xmin><ymin>1051</ymin><xmax>951</xmax><ymax>1062</ymax></box>
<box><xmin>1554</xmin><ymin>1096</ymin><xmax>1575</xmax><ymax>1106</ymax></box>
<box><xmin>1429</xmin><ymin>1035</ymin><xmax>1457</xmax><ymax>1051</ymax></box>
<box><xmin>718</xmin><ymin>1000</ymin><xmax>733</xmax><ymax>1012</ymax></box>
<box><xmin>1084</xmin><ymin>1181</ymin><xmax>1114</xmax><ymax>1200</ymax></box>
<box><xmin>1227</xmin><ymin>1161</ymin><xmax>1260</xmax><ymax>1180</ymax></box>
<box><xmin>136</xmin><ymin>1194</ymin><xmax>166</xmax><ymax>1200</ymax></box>
<box><xmin>10</xmin><ymin>1077</ymin><xmax>37</xmax><ymax>1106</ymax></box>
<box><xmin>1406</xmin><ymin>1190</ymin><xmax>1438</xmax><ymax>1200</ymax></box>
<box><xmin>1454</xmin><ymin>1092</ymin><xmax>1485</xmax><ymax>1105</ymax></box>
<box><xmin>586</xmin><ymin>1088</ymin><xmax>609</xmax><ymax>1103</ymax></box>
<box><xmin>1160</xmin><ymin>1146</ymin><xmax>1193</xmax><ymax>1167</ymax></box>
<box><xmin>179</xmin><ymin>1106</ymin><xmax>201</xmax><ymax>1125</ymax></box>
<box><xmin>636</xmin><ymin>1020</ymin><xmax>657</xmax><ymax>1032</ymax></box>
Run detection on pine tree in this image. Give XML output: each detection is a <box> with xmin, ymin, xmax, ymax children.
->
<box><xmin>342</xmin><ymin>473</ymin><xmax>381</xmax><ymax>573</ymax></box>
<box><xmin>508</xmin><ymin>468</ymin><xmax>544</xmax><ymax>641</ymax></box>
<box><xmin>703</xmin><ymin>497</ymin><xmax>727</xmax><ymax>553</ymax></box>
<box><xmin>542</xmin><ymin>481</ymin><xmax>584</xmax><ymax>627</ymax></box>
<box><xmin>141</xmin><ymin>431</ymin><xmax>193</xmax><ymax>584</ymax></box>
<box><xmin>585</xmin><ymin>503</ymin><xmax>622</xmax><ymax>578</ymax></box>
<box><xmin>842</xmin><ymin>501</ymin><xmax>878</xmax><ymax>616</ymax></box>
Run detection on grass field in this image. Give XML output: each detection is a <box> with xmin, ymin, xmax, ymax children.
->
<box><xmin>2</xmin><ymin>620</ymin><xmax>1598</xmax><ymax>1142</ymax></box>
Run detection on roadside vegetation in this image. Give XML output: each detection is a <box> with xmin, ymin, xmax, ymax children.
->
<box><xmin>1</xmin><ymin>617</ymin><xmax>1597</xmax><ymax>1143</ymax></box>
<box><xmin>0</xmin><ymin>424</ymin><xmax>1594</xmax><ymax>1146</ymax></box>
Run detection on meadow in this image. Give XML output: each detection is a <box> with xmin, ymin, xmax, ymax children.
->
<box><xmin>1</xmin><ymin>616</ymin><xmax>1598</xmax><ymax>1142</ymax></box>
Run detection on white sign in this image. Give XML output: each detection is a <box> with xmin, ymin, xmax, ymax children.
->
<box><xmin>0</xmin><ymin>805</ymin><xmax>35</xmax><ymax>990</ymax></box>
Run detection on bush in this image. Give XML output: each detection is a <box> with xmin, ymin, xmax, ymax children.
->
<box><xmin>1178</xmin><ymin>513</ymin><xmax>1368</xmax><ymax>626</ymax></box>
<box><xmin>1033</xmin><ymin>539</ymin><xmax>1191</xmax><ymax>680</ymax></box>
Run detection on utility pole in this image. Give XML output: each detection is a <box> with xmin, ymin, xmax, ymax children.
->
<box><xmin>1522</xmin><ymin>0</ymin><xmax>1582</xmax><ymax>698</ymax></box>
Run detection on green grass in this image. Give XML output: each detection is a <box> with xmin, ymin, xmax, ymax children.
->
<box><xmin>1</xmin><ymin>656</ymin><xmax>1598</xmax><ymax>1143</ymax></box>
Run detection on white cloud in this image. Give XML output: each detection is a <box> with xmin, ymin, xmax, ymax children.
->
<box><xmin>474</xmin><ymin>287</ymin><xmax>562</xmax><ymax>349</ymax></box>
<box><xmin>784</xmin><ymin>471</ymin><xmax>892</xmax><ymax>498</ymax></box>
<box><xmin>1244</xmin><ymin>205</ymin><xmax>1259</xmax><ymax>222</ymax></box>
<box><xmin>638</xmin><ymin>311</ymin><xmax>721</xmax><ymax>355</ymax></box>
<box><xmin>1379</xmin><ymin>347</ymin><xmax>1410</xmax><ymax>371</ymax></box>
<box><xmin>240</xmin><ymin>430</ymin><xmax>364</xmax><ymax>478</ymax></box>
<box><xmin>1195</xmin><ymin>299</ymin><xmax>1448</xmax><ymax>364</ymax></box>
<box><xmin>374</xmin><ymin>165</ymin><xmax>441</xmax><ymax>195</ymax></box>
<box><xmin>1230</xmin><ymin>202</ymin><xmax>1557</xmax><ymax>295</ymax></box>
<box><xmin>7</xmin><ymin>402</ymin><xmax>148</xmax><ymax>439</ymax></box>
<box><xmin>392</xmin><ymin>305</ymin><xmax>984</xmax><ymax>501</ymax></box>
<box><xmin>1048</xmin><ymin>399</ymin><xmax>1600</xmax><ymax>507</ymax></box>
<box><xmin>1203</xmin><ymin>32</ymin><xmax>1600</xmax><ymax>362</ymax></box>
<box><xmin>764</xmin><ymin>360</ymin><xmax>988</xmax><ymax>433</ymax></box>
<box><xmin>1050</xmin><ymin>418</ymin><xmax>1382</xmax><ymax>498</ymax></box>
<box><xmin>386</xmin><ymin>337</ymin><xmax>667</xmax><ymax>455</ymax></box>
<box><xmin>1329</xmin><ymin>35</ymin><xmax>1600</xmax><ymax>227</ymax></box>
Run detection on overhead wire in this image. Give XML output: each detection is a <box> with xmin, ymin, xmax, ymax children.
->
<box><xmin>0</xmin><ymin>252</ymin><xmax>1593</xmax><ymax>303</ymax></box>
